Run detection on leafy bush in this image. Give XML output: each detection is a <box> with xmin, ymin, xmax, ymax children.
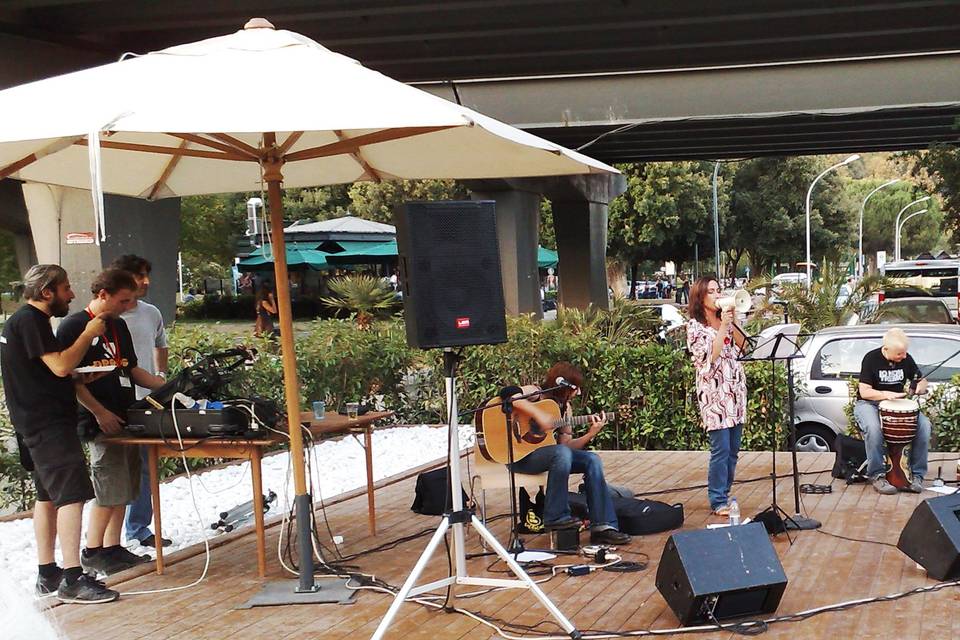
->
<box><xmin>177</xmin><ymin>294</ymin><xmax>338</xmax><ymax>321</ymax></box>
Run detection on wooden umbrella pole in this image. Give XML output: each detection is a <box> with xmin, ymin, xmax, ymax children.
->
<box><xmin>263</xmin><ymin>134</ymin><xmax>317</xmax><ymax>590</ymax></box>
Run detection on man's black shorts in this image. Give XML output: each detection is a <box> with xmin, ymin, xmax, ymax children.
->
<box><xmin>19</xmin><ymin>422</ymin><xmax>94</xmax><ymax>507</ymax></box>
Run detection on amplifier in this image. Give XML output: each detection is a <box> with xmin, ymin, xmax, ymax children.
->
<box><xmin>126</xmin><ymin>406</ymin><xmax>253</xmax><ymax>439</ymax></box>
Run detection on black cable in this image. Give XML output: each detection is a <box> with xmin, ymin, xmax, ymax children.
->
<box><xmin>632</xmin><ymin>468</ymin><xmax>835</xmax><ymax>498</ymax></box>
<box><xmin>815</xmin><ymin>527</ymin><xmax>899</xmax><ymax>548</ymax></box>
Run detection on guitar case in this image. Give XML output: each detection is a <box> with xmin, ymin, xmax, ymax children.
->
<box><xmin>568</xmin><ymin>491</ymin><xmax>684</xmax><ymax>535</ymax></box>
<box><xmin>411</xmin><ymin>467</ymin><xmax>469</xmax><ymax>516</ymax></box>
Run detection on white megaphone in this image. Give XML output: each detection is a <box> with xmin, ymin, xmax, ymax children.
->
<box><xmin>716</xmin><ymin>290</ymin><xmax>752</xmax><ymax>313</ymax></box>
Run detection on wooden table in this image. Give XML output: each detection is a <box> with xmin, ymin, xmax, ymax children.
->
<box><xmin>108</xmin><ymin>410</ymin><xmax>393</xmax><ymax>578</ymax></box>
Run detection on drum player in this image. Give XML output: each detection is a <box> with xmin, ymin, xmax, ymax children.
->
<box><xmin>853</xmin><ymin>328</ymin><xmax>931</xmax><ymax>495</ymax></box>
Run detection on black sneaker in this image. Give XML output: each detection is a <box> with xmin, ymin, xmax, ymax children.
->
<box><xmin>139</xmin><ymin>534</ymin><xmax>173</xmax><ymax>548</ymax></box>
<box><xmin>544</xmin><ymin>516</ymin><xmax>582</xmax><ymax>530</ymax></box>
<box><xmin>81</xmin><ymin>550</ymin><xmax>132</xmax><ymax>577</ymax></box>
<box><xmin>111</xmin><ymin>546</ymin><xmax>152</xmax><ymax>567</ymax></box>
<box><xmin>57</xmin><ymin>573</ymin><xmax>119</xmax><ymax>604</ymax></box>
<box><xmin>36</xmin><ymin>567</ymin><xmax>63</xmax><ymax>596</ymax></box>
<box><xmin>590</xmin><ymin>528</ymin><xmax>632</xmax><ymax>545</ymax></box>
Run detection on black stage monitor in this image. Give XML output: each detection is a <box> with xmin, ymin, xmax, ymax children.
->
<box><xmin>898</xmin><ymin>493</ymin><xmax>960</xmax><ymax>580</ymax></box>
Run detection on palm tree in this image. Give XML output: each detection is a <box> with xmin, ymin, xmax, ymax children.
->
<box><xmin>320</xmin><ymin>274</ymin><xmax>397</xmax><ymax>329</ymax></box>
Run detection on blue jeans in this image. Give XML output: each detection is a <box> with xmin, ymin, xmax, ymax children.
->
<box><xmin>511</xmin><ymin>445</ymin><xmax>618</xmax><ymax>530</ymax></box>
<box><xmin>853</xmin><ymin>400</ymin><xmax>930</xmax><ymax>480</ymax></box>
<box><xmin>707</xmin><ymin>424</ymin><xmax>743</xmax><ymax>510</ymax></box>
<box><xmin>124</xmin><ymin>446</ymin><xmax>154</xmax><ymax>543</ymax></box>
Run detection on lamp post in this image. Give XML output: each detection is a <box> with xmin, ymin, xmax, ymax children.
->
<box><xmin>806</xmin><ymin>154</ymin><xmax>860</xmax><ymax>288</ymax></box>
<box><xmin>896</xmin><ymin>208</ymin><xmax>929</xmax><ymax>261</ymax></box>
<box><xmin>858</xmin><ymin>178</ymin><xmax>900</xmax><ymax>278</ymax></box>
<box><xmin>712</xmin><ymin>161</ymin><xmax>721</xmax><ymax>280</ymax></box>
<box><xmin>894</xmin><ymin>195</ymin><xmax>931</xmax><ymax>261</ymax></box>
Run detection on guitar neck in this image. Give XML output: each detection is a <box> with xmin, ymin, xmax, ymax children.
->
<box><xmin>554</xmin><ymin>412</ymin><xmax>614</xmax><ymax>429</ymax></box>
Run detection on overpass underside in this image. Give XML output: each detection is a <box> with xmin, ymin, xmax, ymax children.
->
<box><xmin>421</xmin><ymin>53</ymin><xmax>960</xmax><ymax>163</ymax></box>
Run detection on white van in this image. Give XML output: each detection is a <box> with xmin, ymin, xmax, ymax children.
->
<box><xmin>879</xmin><ymin>259</ymin><xmax>959</xmax><ymax>322</ymax></box>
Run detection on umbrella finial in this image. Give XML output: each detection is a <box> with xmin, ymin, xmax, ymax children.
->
<box><xmin>244</xmin><ymin>17</ymin><xmax>275</xmax><ymax>30</ymax></box>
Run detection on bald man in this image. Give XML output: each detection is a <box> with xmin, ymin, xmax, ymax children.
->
<box><xmin>853</xmin><ymin>328</ymin><xmax>931</xmax><ymax>495</ymax></box>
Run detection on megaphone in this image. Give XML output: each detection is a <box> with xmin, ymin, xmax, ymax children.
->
<box><xmin>716</xmin><ymin>290</ymin><xmax>752</xmax><ymax>313</ymax></box>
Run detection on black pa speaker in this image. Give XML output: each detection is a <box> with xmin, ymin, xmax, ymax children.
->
<box><xmin>897</xmin><ymin>493</ymin><xmax>960</xmax><ymax>580</ymax></box>
<box><xmin>655</xmin><ymin>523</ymin><xmax>787</xmax><ymax>625</ymax></box>
<box><xmin>394</xmin><ymin>201</ymin><xmax>507</xmax><ymax>349</ymax></box>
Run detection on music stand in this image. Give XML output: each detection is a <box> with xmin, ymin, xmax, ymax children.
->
<box><xmin>738</xmin><ymin>324</ymin><xmax>821</xmax><ymax>533</ymax></box>
<box><xmin>371</xmin><ymin>350</ymin><xmax>581</xmax><ymax>640</ymax></box>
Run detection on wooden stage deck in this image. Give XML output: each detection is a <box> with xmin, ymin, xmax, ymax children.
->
<box><xmin>50</xmin><ymin>450</ymin><xmax>960</xmax><ymax>640</ymax></box>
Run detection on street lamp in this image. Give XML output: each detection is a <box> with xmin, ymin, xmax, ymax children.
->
<box><xmin>806</xmin><ymin>154</ymin><xmax>860</xmax><ymax>288</ymax></box>
<box><xmin>858</xmin><ymin>178</ymin><xmax>900</xmax><ymax>278</ymax></box>
<box><xmin>894</xmin><ymin>195</ymin><xmax>931</xmax><ymax>261</ymax></box>
<box><xmin>896</xmin><ymin>208</ymin><xmax>929</xmax><ymax>262</ymax></box>
<box><xmin>712</xmin><ymin>161</ymin><xmax>721</xmax><ymax>280</ymax></box>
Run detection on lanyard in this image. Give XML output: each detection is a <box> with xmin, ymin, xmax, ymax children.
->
<box><xmin>85</xmin><ymin>307</ymin><xmax>122</xmax><ymax>368</ymax></box>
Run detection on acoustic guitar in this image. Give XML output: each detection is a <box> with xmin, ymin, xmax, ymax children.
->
<box><xmin>475</xmin><ymin>397</ymin><xmax>614</xmax><ymax>465</ymax></box>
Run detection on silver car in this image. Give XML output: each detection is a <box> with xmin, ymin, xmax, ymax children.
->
<box><xmin>792</xmin><ymin>324</ymin><xmax>960</xmax><ymax>452</ymax></box>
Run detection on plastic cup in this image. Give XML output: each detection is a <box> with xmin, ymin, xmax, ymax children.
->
<box><xmin>312</xmin><ymin>401</ymin><xmax>325</xmax><ymax>420</ymax></box>
<box><xmin>346</xmin><ymin>402</ymin><xmax>359</xmax><ymax>419</ymax></box>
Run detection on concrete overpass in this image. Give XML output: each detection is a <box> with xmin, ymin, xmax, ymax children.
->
<box><xmin>0</xmin><ymin>0</ymin><xmax>958</xmax><ymax>316</ymax></box>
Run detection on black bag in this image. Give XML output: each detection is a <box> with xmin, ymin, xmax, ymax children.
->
<box><xmin>832</xmin><ymin>433</ymin><xmax>867</xmax><ymax>482</ymax></box>
<box><xmin>411</xmin><ymin>467</ymin><xmax>469</xmax><ymax>516</ymax></box>
<box><xmin>568</xmin><ymin>491</ymin><xmax>684</xmax><ymax>535</ymax></box>
<box><xmin>517</xmin><ymin>487</ymin><xmax>545</xmax><ymax>533</ymax></box>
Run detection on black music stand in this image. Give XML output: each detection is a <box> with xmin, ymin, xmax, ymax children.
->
<box><xmin>738</xmin><ymin>323</ymin><xmax>821</xmax><ymax>533</ymax></box>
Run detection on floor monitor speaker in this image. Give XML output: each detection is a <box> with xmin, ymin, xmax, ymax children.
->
<box><xmin>655</xmin><ymin>522</ymin><xmax>787</xmax><ymax>625</ymax></box>
<box><xmin>897</xmin><ymin>493</ymin><xmax>960</xmax><ymax>580</ymax></box>
<box><xmin>394</xmin><ymin>200</ymin><xmax>507</xmax><ymax>349</ymax></box>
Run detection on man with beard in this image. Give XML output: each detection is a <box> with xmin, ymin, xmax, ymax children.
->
<box><xmin>57</xmin><ymin>268</ymin><xmax>165</xmax><ymax>577</ymax></box>
<box><xmin>0</xmin><ymin>264</ymin><xmax>118</xmax><ymax>603</ymax></box>
<box><xmin>110</xmin><ymin>255</ymin><xmax>171</xmax><ymax>549</ymax></box>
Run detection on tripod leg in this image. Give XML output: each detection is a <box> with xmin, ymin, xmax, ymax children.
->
<box><xmin>469</xmin><ymin>515</ymin><xmax>581</xmax><ymax>637</ymax></box>
<box><xmin>371</xmin><ymin>517</ymin><xmax>451</xmax><ymax>640</ymax></box>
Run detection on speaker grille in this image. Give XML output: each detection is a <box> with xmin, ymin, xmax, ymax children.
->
<box><xmin>395</xmin><ymin>201</ymin><xmax>507</xmax><ymax>349</ymax></box>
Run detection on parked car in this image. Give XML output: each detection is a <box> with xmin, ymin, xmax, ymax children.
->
<box><xmin>866</xmin><ymin>297</ymin><xmax>954</xmax><ymax>325</ymax></box>
<box><xmin>879</xmin><ymin>259</ymin><xmax>959</xmax><ymax>322</ymax></box>
<box><xmin>791</xmin><ymin>324</ymin><xmax>960</xmax><ymax>452</ymax></box>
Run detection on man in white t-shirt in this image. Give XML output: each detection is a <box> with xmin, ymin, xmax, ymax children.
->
<box><xmin>111</xmin><ymin>255</ymin><xmax>172</xmax><ymax>548</ymax></box>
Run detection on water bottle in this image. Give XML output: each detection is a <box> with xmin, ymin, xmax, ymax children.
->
<box><xmin>728</xmin><ymin>498</ymin><xmax>740</xmax><ymax>526</ymax></box>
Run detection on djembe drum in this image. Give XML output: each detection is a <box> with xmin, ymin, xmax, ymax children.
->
<box><xmin>878</xmin><ymin>398</ymin><xmax>920</xmax><ymax>489</ymax></box>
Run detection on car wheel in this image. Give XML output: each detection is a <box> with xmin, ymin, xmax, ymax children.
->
<box><xmin>793</xmin><ymin>424</ymin><xmax>835</xmax><ymax>453</ymax></box>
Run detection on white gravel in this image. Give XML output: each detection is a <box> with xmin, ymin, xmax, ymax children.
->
<box><xmin>2</xmin><ymin>423</ymin><xmax>475</xmax><ymax>599</ymax></box>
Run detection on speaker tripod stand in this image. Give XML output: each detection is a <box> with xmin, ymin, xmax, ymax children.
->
<box><xmin>371</xmin><ymin>350</ymin><xmax>581</xmax><ymax>640</ymax></box>
<box><xmin>738</xmin><ymin>325</ymin><xmax>820</xmax><ymax>534</ymax></box>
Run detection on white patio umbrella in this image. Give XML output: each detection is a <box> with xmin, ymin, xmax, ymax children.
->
<box><xmin>0</xmin><ymin>18</ymin><xmax>616</xmax><ymax>592</ymax></box>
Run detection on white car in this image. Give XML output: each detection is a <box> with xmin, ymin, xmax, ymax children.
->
<box><xmin>791</xmin><ymin>324</ymin><xmax>960</xmax><ymax>452</ymax></box>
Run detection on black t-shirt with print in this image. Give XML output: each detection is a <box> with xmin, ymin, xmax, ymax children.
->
<box><xmin>0</xmin><ymin>304</ymin><xmax>77</xmax><ymax>437</ymax></box>
<box><xmin>56</xmin><ymin>310</ymin><xmax>137</xmax><ymax>437</ymax></box>
<box><xmin>858</xmin><ymin>347</ymin><xmax>920</xmax><ymax>398</ymax></box>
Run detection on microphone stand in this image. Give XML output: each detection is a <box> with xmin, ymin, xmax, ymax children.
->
<box><xmin>492</xmin><ymin>382</ymin><xmax>571</xmax><ymax>557</ymax></box>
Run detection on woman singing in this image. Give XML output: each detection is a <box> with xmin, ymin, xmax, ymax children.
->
<box><xmin>686</xmin><ymin>277</ymin><xmax>747</xmax><ymax>515</ymax></box>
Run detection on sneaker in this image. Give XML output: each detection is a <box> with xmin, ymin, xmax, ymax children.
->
<box><xmin>57</xmin><ymin>573</ymin><xmax>119</xmax><ymax>604</ymax></box>
<box><xmin>111</xmin><ymin>546</ymin><xmax>152</xmax><ymax>567</ymax></box>
<box><xmin>544</xmin><ymin>516</ymin><xmax>582</xmax><ymax>530</ymax></box>
<box><xmin>81</xmin><ymin>550</ymin><xmax>132</xmax><ymax>577</ymax></box>
<box><xmin>710</xmin><ymin>505</ymin><xmax>730</xmax><ymax>516</ymax></box>
<box><xmin>872</xmin><ymin>476</ymin><xmax>898</xmax><ymax>495</ymax></box>
<box><xmin>139</xmin><ymin>534</ymin><xmax>172</xmax><ymax>548</ymax></box>
<box><xmin>904</xmin><ymin>477</ymin><xmax>924</xmax><ymax>494</ymax></box>
<box><xmin>590</xmin><ymin>529</ymin><xmax>631</xmax><ymax>545</ymax></box>
<box><xmin>36</xmin><ymin>567</ymin><xmax>63</xmax><ymax>596</ymax></box>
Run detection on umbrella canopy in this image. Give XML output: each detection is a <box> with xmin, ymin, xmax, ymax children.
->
<box><xmin>325</xmin><ymin>240</ymin><xmax>398</xmax><ymax>265</ymax></box>
<box><xmin>538</xmin><ymin>246</ymin><xmax>559</xmax><ymax>269</ymax></box>
<box><xmin>238</xmin><ymin>245</ymin><xmax>330</xmax><ymax>270</ymax></box>
<box><xmin>0</xmin><ymin>22</ymin><xmax>614</xmax><ymax>196</ymax></box>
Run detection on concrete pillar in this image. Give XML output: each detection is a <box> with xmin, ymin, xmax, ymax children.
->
<box><xmin>543</xmin><ymin>174</ymin><xmax>627</xmax><ymax>310</ymax></box>
<box><xmin>20</xmin><ymin>183</ymin><xmax>180</xmax><ymax>323</ymax></box>
<box><xmin>466</xmin><ymin>180</ymin><xmax>543</xmax><ymax>318</ymax></box>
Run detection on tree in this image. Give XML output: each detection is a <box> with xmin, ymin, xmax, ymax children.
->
<box><xmin>347</xmin><ymin>179</ymin><xmax>467</xmax><ymax>224</ymax></box>
<box><xmin>607</xmin><ymin>161</ymin><xmax>714</xmax><ymax>295</ymax></box>
<box><xmin>283</xmin><ymin>185</ymin><xmax>352</xmax><ymax>221</ymax></box>
<box><xmin>179</xmin><ymin>193</ymin><xmax>249</xmax><ymax>287</ymax></box>
<box><xmin>904</xmin><ymin>143</ymin><xmax>960</xmax><ymax>247</ymax></box>
<box><xmin>849</xmin><ymin>180</ymin><xmax>946</xmax><ymax>266</ymax></box>
<box><xmin>725</xmin><ymin>157</ymin><xmax>854</xmax><ymax>277</ymax></box>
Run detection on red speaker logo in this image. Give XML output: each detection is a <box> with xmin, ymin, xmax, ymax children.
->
<box><xmin>456</xmin><ymin>317</ymin><xmax>471</xmax><ymax>329</ymax></box>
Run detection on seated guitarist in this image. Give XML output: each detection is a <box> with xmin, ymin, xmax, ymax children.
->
<box><xmin>509</xmin><ymin>362</ymin><xmax>630</xmax><ymax>545</ymax></box>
